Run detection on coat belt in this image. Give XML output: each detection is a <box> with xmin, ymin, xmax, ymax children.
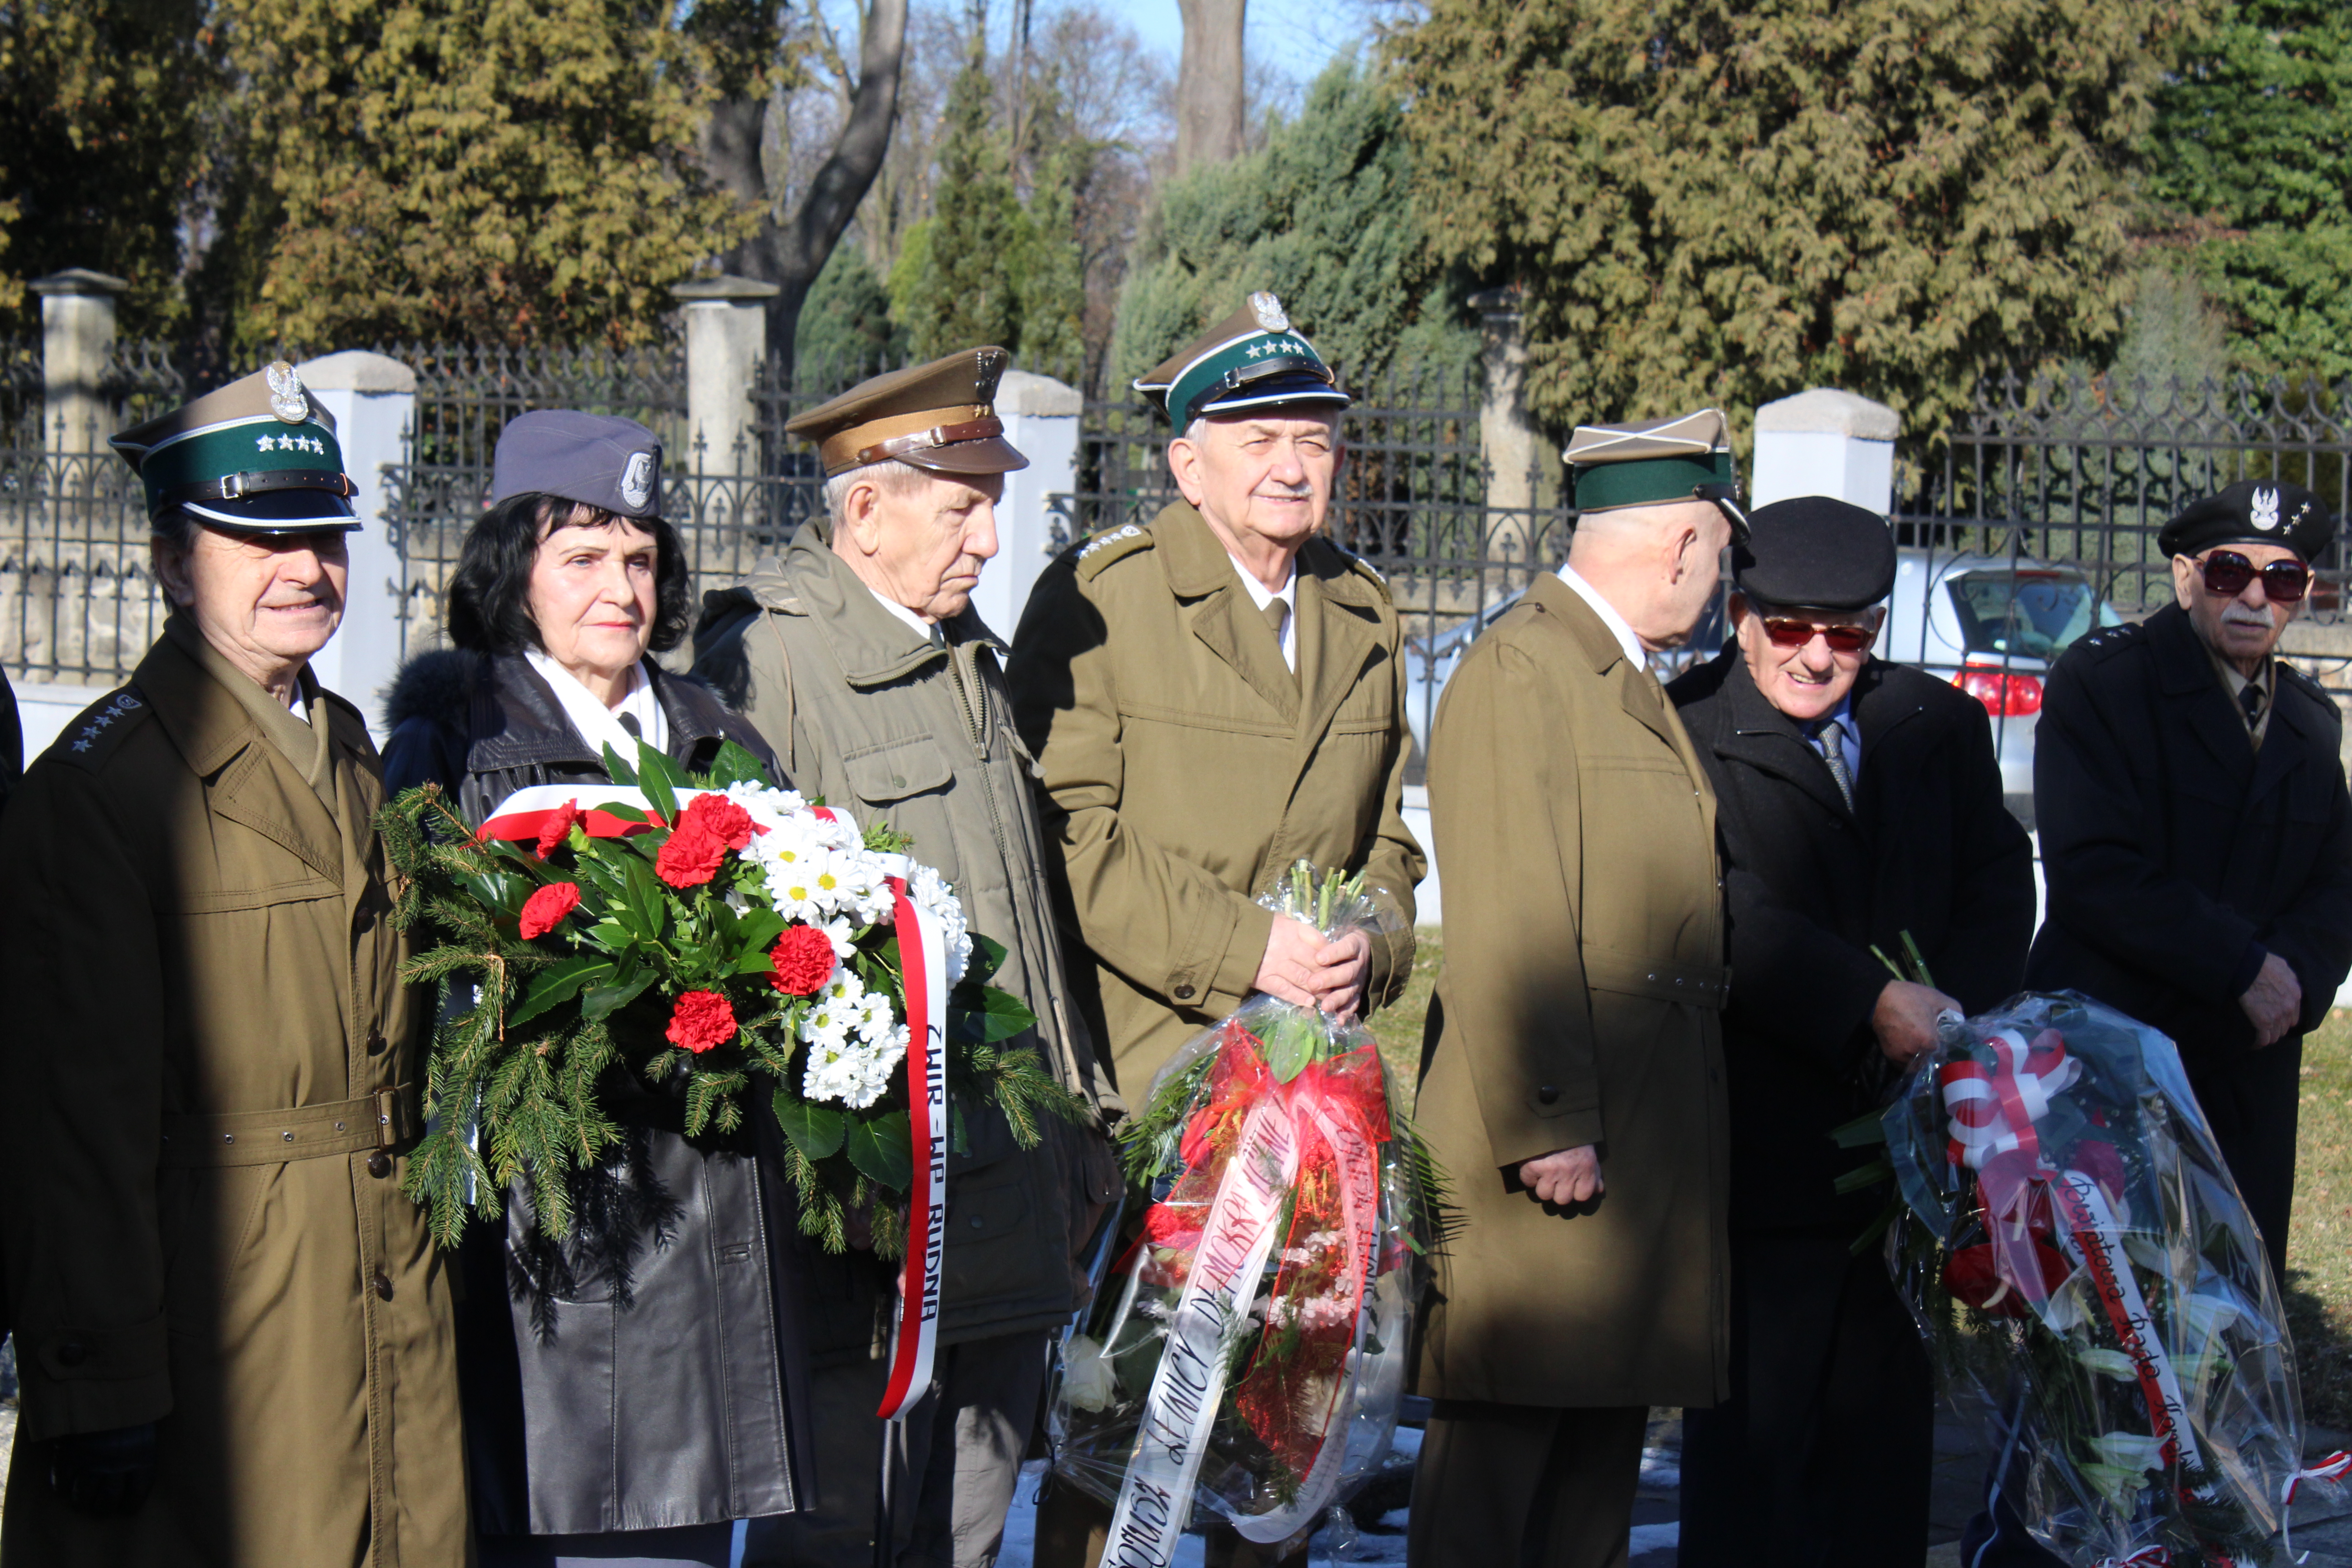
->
<box><xmin>1583</xmin><ymin>947</ymin><xmax>1732</xmax><ymax>1010</ymax></box>
<box><xmin>160</xmin><ymin>1086</ymin><xmax>420</xmax><ymax>1168</ymax></box>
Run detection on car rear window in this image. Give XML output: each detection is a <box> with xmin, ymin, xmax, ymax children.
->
<box><xmin>1946</xmin><ymin>572</ymin><xmax>2122</xmax><ymax>660</ymax></box>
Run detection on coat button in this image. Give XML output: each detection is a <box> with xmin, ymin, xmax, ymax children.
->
<box><xmin>368</xmin><ymin>1151</ymin><xmax>392</xmax><ymax>1179</ymax></box>
<box><xmin>366</xmin><ymin>1029</ymin><xmax>387</xmax><ymax>1057</ymax></box>
<box><xmin>969</xmin><ymin>1216</ymin><xmax>985</xmax><ymax>1230</ymax></box>
<box><xmin>353</xmin><ymin>906</ymin><xmax>374</xmax><ymax>934</ymax></box>
<box><xmin>1536</xmin><ymin>1085</ymin><xmax>1560</xmax><ymax>1105</ymax></box>
<box><xmin>56</xmin><ymin>1341</ymin><xmax>87</xmax><ymax>1367</ymax></box>
<box><xmin>1174</xmin><ymin>983</ymin><xmax>1195</xmax><ymax>1000</ymax></box>
<box><xmin>372</xmin><ymin>1270</ymin><xmax>394</xmax><ymax>1302</ymax></box>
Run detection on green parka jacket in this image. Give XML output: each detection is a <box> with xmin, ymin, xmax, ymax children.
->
<box><xmin>693</xmin><ymin>525</ymin><xmax>1120</xmax><ymax>1359</ymax></box>
<box><xmin>0</xmin><ymin>620</ymin><xmax>468</xmax><ymax>1566</ymax></box>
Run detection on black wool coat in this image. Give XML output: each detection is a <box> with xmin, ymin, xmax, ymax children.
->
<box><xmin>2027</xmin><ymin>602</ymin><xmax>2352</xmax><ymax>1056</ymax></box>
<box><xmin>1669</xmin><ymin>649</ymin><xmax>2035</xmax><ymax>1231</ymax></box>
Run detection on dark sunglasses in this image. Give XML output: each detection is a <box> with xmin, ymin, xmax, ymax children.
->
<box><xmin>2200</xmin><ymin>549</ymin><xmax>2310</xmax><ymax>604</ymax></box>
<box><xmin>1761</xmin><ymin>617</ymin><xmax>1875</xmax><ymax>653</ymax></box>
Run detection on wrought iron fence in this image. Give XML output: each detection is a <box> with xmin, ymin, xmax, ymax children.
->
<box><xmin>0</xmin><ymin>446</ymin><xmax>167</xmax><ymax>686</ymax></box>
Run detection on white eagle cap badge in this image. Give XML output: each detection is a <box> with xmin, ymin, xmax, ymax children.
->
<box><xmin>265</xmin><ymin>360</ymin><xmax>309</xmax><ymax>424</ymax></box>
<box><xmin>2252</xmin><ymin>485</ymin><xmax>2282</xmax><ymax>532</ymax></box>
<box><xmin>1250</xmin><ymin>292</ymin><xmax>1289</xmax><ymax>333</ymax></box>
<box><xmin>620</xmin><ymin>451</ymin><xmax>657</xmax><ymax>511</ymax></box>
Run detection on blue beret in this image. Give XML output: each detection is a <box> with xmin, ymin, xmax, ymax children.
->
<box><xmin>493</xmin><ymin>411</ymin><xmax>663</xmax><ymax>520</ymax></box>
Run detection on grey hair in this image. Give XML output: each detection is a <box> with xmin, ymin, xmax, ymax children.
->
<box><xmin>821</xmin><ymin>459</ymin><xmax>930</xmax><ymax>525</ymax></box>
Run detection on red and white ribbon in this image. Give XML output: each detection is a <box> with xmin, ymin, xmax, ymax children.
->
<box><xmin>2282</xmin><ymin>1450</ymin><xmax>2352</xmax><ymax>1560</ymax></box>
<box><xmin>874</xmin><ymin>870</ymin><xmax>948</xmax><ymax>1422</ymax></box>
<box><xmin>2092</xmin><ymin>1549</ymin><xmax>2170</xmax><ymax>1567</ymax></box>
<box><xmin>478</xmin><ymin>783</ymin><xmax>666</xmax><ymax>842</ymax></box>
<box><xmin>1940</xmin><ymin>1028</ymin><xmax>2081</xmax><ymax>1171</ymax></box>
<box><xmin>2048</xmin><ymin>1173</ymin><xmax>2205</xmax><ymax>1478</ymax></box>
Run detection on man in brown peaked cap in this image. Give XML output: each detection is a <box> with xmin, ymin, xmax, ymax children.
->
<box><xmin>694</xmin><ymin>348</ymin><xmax>1119</xmax><ymax>1568</ymax></box>
<box><xmin>1005</xmin><ymin>295</ymin><xmax>1424</xmax><ymax>1568</ymax></box>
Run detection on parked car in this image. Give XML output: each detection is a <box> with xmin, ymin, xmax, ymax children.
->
<box><xmin>1401</xmin><ymin>550</ymin><xmax>2122</xmax><ymax>828</ymax></box>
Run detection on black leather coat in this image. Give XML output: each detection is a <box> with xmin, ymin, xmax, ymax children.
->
<box><xmin>1669</xmin><ymin>649</ymin><xmax>2036</xmax><ymax>1230</ymax></box>
<box><xmin>382</xmin><ymin>649</ymin><xmax>811</xmax><ymax>1537</ymax></box>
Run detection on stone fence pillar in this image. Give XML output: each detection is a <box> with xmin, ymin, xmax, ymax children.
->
<box><xmin>983</xmin><ymin>369</ymin><xmax>1082</xmax><ymax>637</ymax></box>
<box><xmin>1468</xmin><ymin>286</ymin><xmax>1558</xmax><ymax>572</ymax></box>
<box><xmin>672</xmin><ymin>275</ymin><xmax>778</xmax><ymax>474</ymax></box>
<box><xmin>1752</xmin><ymin>388</ymin><xmax>1901</xmax><ymax>514</ymax></box>
<box><xmin>31</xmin><ymin>268</ymin><xmax>128</xmax><ymax>454</ymax></box>
<box><xmin>299</xmin><ymin>350</ymin><xmax>417</xmax><ymax>738</ymax></box>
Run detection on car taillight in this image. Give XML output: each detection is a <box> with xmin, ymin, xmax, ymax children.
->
<box><xmin>1956</xmin><ymin>668</ymin><xmax>2043</xmax><ymax>716</ymax></box>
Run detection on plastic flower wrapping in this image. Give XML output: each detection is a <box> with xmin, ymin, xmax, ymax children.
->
<box><xmin>1047</xmin><ymin>863</ymin><xmax>1443</xmax><ymax>1559</ymax></box>
<box><xmin>378</xmin><ymin>738</ymin><xmax>1075</xmax><ymax>1260</ymax></box>
<box><xmin>1874</xmin><ymin>990</ymin><xmax>2347</xmax><ymax>1565</ymax></box>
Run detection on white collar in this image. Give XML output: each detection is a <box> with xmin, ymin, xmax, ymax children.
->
<box><xmin>1225</xmin><ymin>551</ymin><xmax>1298</xmax><ymax>670</ymax></box>
<box><xmin>1555</xmin><ymin>564</ymin><xmax>1649</xmax><ymax>670</ymax></box>
<box><xmin>861</xmin><ymin>579</ymin><xmax>945</xmax><ymax>647</ymax></box>
<box><xmin>524</xmin><ymin>649</ymin><xmax>670</xmax><ymax>766</ymax></box>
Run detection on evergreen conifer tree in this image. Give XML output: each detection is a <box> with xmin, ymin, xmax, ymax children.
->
<box><xmin>890</xmin><ymin>44</ymin><xmax>1029</xmax><ymax>360</ymax></box>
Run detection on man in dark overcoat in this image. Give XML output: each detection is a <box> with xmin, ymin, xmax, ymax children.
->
<box><xmin>1962</xmin><ymin>481</ymin><xmax>2352</xmax><ymax>1564</ymax></box>
<box><xmin>1667</xmin><ymin>497</ymin><xmax>2034</xmax><ymax>1566</ymax></box>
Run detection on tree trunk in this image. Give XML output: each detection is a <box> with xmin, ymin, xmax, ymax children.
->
<box><xmin>1175</xmin><ymin>0</ymin><xmax>1246</xmax><ymax>176</ymax></box>
<box><xmin>705</xmin><ymin>0</ymin><xmax>910</xmax><ymax>372</ymax></box>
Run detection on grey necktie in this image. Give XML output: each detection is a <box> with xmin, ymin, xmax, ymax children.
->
<box><xmin>1262</xmin><ymin>598</ymin><xmax>1295</xmax><ymax>682</ymax></box>
<box><xmin>1808</xmin><ymin>715</ymin><xmax>1856</xmax><ymax>811</ymax></box>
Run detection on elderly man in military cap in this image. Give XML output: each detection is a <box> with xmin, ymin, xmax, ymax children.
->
<box><xmin>1410</xmin><ymin>410</ymin><xmax>1739</xmax><ymax>1568</ymax></box>
<box><xmin>693</xmin><ymin>348</ymin><xmax>1117</xmax><ymax>1568</ymax></box>
<box><xmin>1007</xmin><ymin>294</ymin><xmax>1423</xmax><ymax>1567</ymax></box>
<box><xmin>0</xmin><ymin>364</ymin><xmax>466</xmax><ymax>1565</ymax></box>
<box><xmin>1666</xmin><ymin>497</ymin><xmax>2034</xmax><ymax>1567</ymax></box>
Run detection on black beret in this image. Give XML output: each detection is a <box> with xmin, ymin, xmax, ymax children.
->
<box><xmin>2157</xmin><ymin>479</ymin><xmax>2337</xmax><ymax>561</ymax></box>
<box><xmin>1734</xmin><ymin>496</ymin><xmax>1897</xmax><ymax>612</ymax></box>
<box><xmin>493</xmin><ymin>411</ymin><xmax>664</xmax><ymax>520</ymax></box>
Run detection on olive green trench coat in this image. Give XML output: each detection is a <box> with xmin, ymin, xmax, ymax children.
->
<box><xmin>1414</xmin><ymin>574</ymin><xmax>1732</xmax><ymax>1410</ymax></box>
<box><xmin>0</xmin><ymin>625</ymin><xmax>467</xmax><ymax>1566</ymax></box>
<box><xmin>1005</xmin><ymin>501</ymin><xmax>1424</xmax><ymax>1096</ymax></box>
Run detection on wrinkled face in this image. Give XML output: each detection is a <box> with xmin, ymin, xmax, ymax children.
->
<box><xmin>1169</xmin><ymin>412</ymin><xmax>1342</xmax><ymax>555</ymax></box>
<box><xmin>849</xmin><ymin>470</ymin><xmax>1004</xmax><ymax>622</ymax></box>
<box><xmin>528</xmin><ymin>517</ymin><xmax>659</xmax><ymax>683</ymax></box>
<box><xmin>158</xmin><ymin>524</ymin><xmax>348</xmax><ymax>675</ymax></box>
<box><xmin>2173</xmin><ymin>540</ymin><xmax>2301</xmax><ymax>671</ymax></box>
<box><xmin>1733</xmin><ymin>595</ymin><xmax>1882</xmax><ymax>724</ymax></box>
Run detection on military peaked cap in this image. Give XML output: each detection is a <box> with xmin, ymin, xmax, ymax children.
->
<box><xmin>2158</xmin><ymin>479</ymin><xmax>2338</xmax><ymax>562</ymax></box>
<box><xmin>1735</xmin><ymin>496</ymin><xmax>1896</xmax><ymax>612</ymax></box>
<box><xmin>494</xmin><ymin>411</ymin><xmax>666</xmax><ymax>519</ymax></box>
<box><xmin>109</xmin><ymin>361</ymin><xmax>359</xmax><ymax>533</ymax></box>
<box><xmin>1133</xmin><ymin>293</ymin><xmax>1350</xmax><ymax>428</ymax></box>
<box><xmin>787</xmin><ymin>348</ymin><xmax>1029</xmax><ymax>478</ymax></box>
<box><xmin>1565</xmin><ymin>407</ymin><xmax>1746</xmax><ymax>540</ymax></box>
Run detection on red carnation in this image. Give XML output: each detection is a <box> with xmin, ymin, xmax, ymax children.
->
<box><xmin>656</xmin><ymin>824</ymin><xmax>727</xmax><ymax>888</ymax></box>
<box><xmin>519</xmin><ymin>882</ymin><xmax>582</xmax><ymax>939</ymax></box>
<box><xmin>666</xmin><ymin>990</ymin><xmax>737</xmax><ymax>1054</ymax></box>
<box><xmin>769</xmin><ymin>925</ymin><xmax>838</xmax><ymax>996</ymax></box>
<box><xmin>534</xmin><ymin>799</ymin><xmax>584</xmax><ymax>860</ymax></box>
<box><xmin>678</xmin><ymin>792</ymin><xmax>759</xmax><ymax>852</ymax></box>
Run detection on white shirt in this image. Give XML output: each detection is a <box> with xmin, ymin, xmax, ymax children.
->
<box><xmin>1555</xmin><ymin>564</ymin><xmax>1649</xmax><ymax>671</ymax></box>
<box><xmin>1225</xmin><ymin>550</ymin><xmax>1298</xmax><ymax>671</ymax></box>
<box><xmin>862</xmin><ymin>579</ymin><xmax>946</xmax><ymax>648</ymax></box>
<box><xmin>526</xmin><ymin>649</ymin><xmax>670</xmax><ymax>764</ymax></box>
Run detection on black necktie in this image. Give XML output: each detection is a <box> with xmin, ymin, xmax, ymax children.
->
<box><xmin>2240</xmin><ymin>681</ymin><xmax>2264</xmax><ymax>729</ymax></box>
<box><xmin>617</xmin><ymin>712</ymin><xmax>642</xmax><ymax>739</ymax></box>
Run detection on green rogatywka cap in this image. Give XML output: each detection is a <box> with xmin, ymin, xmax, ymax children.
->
<box><xmin>109</xmin><ymin>361</ymin><xmax>359</xmax><ymax>533</ymax></box>
<box><xmin>1565</xmin><ymin>407</ymin><xmax>1740</xmax><ymax>519</ymax></box>
<box><xmin>1133</xmin><ymin>293</ymin><xmax>1351</xmax><ymax>428</ymax></box>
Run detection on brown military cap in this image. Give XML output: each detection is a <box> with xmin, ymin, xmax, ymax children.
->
<box><xmin>786</xmin><ymin>347</ymin><xmax>1029</xmax><ymax>478</ymax></box>
<box><xmin>1132</xmin><ymin>292</ymin><xmax>1349</xmax><ymax>428</ymax></box>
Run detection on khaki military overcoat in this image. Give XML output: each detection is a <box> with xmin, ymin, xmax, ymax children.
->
<box><xmin>1005</xmin><ymin>501</ymin><xmax>1425</xmax><ymax>1095</ymax></box>
<box><xmin>1414</xmin><ymin>574</ymin><xmax>1731</xmax><ymax>1409</ymax></box>
<box><xmin>0</xmin><ymin>622</ymin><xmax>467</xmax><ymax>1566</ymax></box>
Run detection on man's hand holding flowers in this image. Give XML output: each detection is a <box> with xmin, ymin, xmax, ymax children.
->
<box><xmin>1874</xmin><ymin>979</ymin><xmax>1964</xmax><ymax>1063</ymax></box>
<box><xmin>1254</xmin><ymin>917</ymin><xmax>1372</xmax><ymax>1023</ymax></box>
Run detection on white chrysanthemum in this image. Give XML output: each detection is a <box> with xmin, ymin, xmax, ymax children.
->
<box><xmin>800</xmin><ymin>992</ymin><xmax>855</xmax><ymax>1049</ymax></box>
<box><xmin>853</xmin><ymin>991</ymin><xmax>897</xmax><ymax>1043</ymax></box>
<box><xmin>818</xmin><ymin>965</ymin><xmax>866</xmax><ymax>1008</ymax></box>
<box><xmin>906</xmin><ymin>863</ymin><xmax>973</xmax><ymax>980</ymax></box>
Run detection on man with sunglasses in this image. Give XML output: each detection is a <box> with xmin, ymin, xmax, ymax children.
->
<box><xmin>2028</xmin><ymin>478</ymin><xmax>2352</xmax><ymax>1289</ymax></box>
<box><xmin>1666</xmin><ymin>496</ymin><xmax>2034</xmax><ymax>1567</ymax></box>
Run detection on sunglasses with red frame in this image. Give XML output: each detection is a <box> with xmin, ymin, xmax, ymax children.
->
<box><xmin>1759</xmin><ymin>616</ymin><xmax>1877</xmax><ymax>653</ymax></box>
<box><xmin>2199</xmin><ymin>549</ymin><xmax>2312</xmax><ymax>604</ymax></box>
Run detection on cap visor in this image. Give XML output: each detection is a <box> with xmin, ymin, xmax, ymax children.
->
<box><xmin>897</xmin><ymin>436</ymin><xmax>1030</xmax><ymax>476</ymax></box>
<box><xmin>1195</xmin><ymin>376</ymin><xmax>1352</xmax><ymax>420</ymax></box>
<box><xmin>181</xmin><ymin>489</ymin><xmax>362</xmax><ymax>534</ymax></box>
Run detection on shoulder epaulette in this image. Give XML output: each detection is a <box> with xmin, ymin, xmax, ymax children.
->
<box><xmin>1073</xmin><ymin>523</ymin><xmax>1154</xmax><ymax>581</ymax></box>
<box><xmin>46</xmin><ymin>686</ymin><xmax>154</xmax><ymax>770</ymax></box>
<box><xmin>320</xmin><ymin>687</ymin><xmax>366</xmax><ymax>725</ymax></box>
<box><xmin>2279</xmin><ymin>659</ymin><xmax>2337</xmax><ymax>712</ymax></box>
<box><xmin>1340</xmin><ymin>549</ymin><xmax>1392</xmax><ymax>602</ymax></box>
<box><xmin>2078</xmin><ymin>622</ymin><xmax>2145</xmax><ymax>661</ymax></box>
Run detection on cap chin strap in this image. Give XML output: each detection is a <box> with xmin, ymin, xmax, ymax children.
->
<box><xmin>162</xmin><ymin>470</ymin><xmax>357</xmax><ymax>505</ymax></box>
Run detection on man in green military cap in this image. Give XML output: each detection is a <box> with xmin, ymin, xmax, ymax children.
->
<box><xmin>1410</xmin><ymin>409</ymin><xmax>1739</xmax><ymax>1568</ymax></box>
<box><xmin>1007</xmin><ymin>294</ymin><xmax>1425</xmax><ymax>1567</ymax></box>
<box><xmin>0</xmin><ymin>363</ymin><xmax>468</xmax><ymax>1565</ymax></box>
<box><xmin>693</xmin><ymin>347</ymin><xmax>1119</xmax><ymax>1568</ymax></box>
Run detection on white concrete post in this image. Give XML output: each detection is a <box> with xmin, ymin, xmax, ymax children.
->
<box><xmin>672</xmin><ymin>275</ymin><xmax>778</xmax><ymax>475</ymax></box>
<box><xmin>1752</xmin><ymin>388</ymin><xmax>1901</xmax><ymax>513</ymax></box>
<box><xmin>298</xmin><ymin>350</ymin><xmax>418</xmax><ymax>739</ymax></box>
<box><xmin>1468</xmin><ymin>286</ymin><xmax>1551</xmax><ymax>568</ymax></box>
<box><xmin>30</xmin><ymin>268</ymin><xmax>128</xmax><ymax>454</ymax></box>
<box><xmin>984</xmin><ymin>369</ymin><xmax>1082</xmax><ymax>639</ymax></box>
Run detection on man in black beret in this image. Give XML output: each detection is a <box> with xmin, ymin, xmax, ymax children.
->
<box><xmin>1667</xmin><ymin>496</ymin><xmax>2035</xmax><ymax>1567</ymax></box>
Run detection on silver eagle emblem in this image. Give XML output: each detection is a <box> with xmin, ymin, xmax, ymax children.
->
<box><xmin>1249</xmin><ymin>292</ymin><xmax>1289</xmax><ymax>333</ymax></box>
<box><xmin>265</xmin><ymin>360</ymin><xmax>309</xmax><ymax>424</ymax></box>
<box><xmin>2251</xmin><ymin>486</ymin><xmax>2281</xmax><ymax>532</ymax></box>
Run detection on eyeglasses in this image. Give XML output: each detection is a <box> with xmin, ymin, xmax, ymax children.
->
<box><xmin>2200</xmin><ymin>549</ymin><xmax>2311</xmax><ymax>604</ymax></box>
<box><xmin>1761</xmin><ymin>617</ymin><xmax>1875</xmax><ymax>653</ymax></box>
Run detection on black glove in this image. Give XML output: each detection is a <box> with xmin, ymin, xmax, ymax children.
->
<box><xmin>48</xmin><ymin>1421</ymin><xmax>158</xmax><ymax>1518</ymax></box>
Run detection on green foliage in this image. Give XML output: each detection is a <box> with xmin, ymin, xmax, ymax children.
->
<box><xmin>892</xmin><ymin>46</ymin><xmax>1029</xmax><ymax>359</ymax></box>
<box><xmin>205</xmin><ymin>0</ymin><xmax>754</xmax><ymax>350</ymax></box>
<box><xmin>2146</xmin><ymin>0</ymin><xmax>2352</xmax><ymax>374</ymax></box>
<box><xmin>1396</xmin><ymin>0</ymin><xmax>2218</xmax><ymax>444</ymax></box>
<box><xmin>0</xmin><ymin>0</ymin><xmax>220</xmax><ymax>332</ymax></box>
<box><xmin>795</xmin><ymin>243</ymin><xmax>906</xmax><ymax>387</ymax></box>
<box><xmin>1113</xmin><ymin>55</ymin><xmax>1473</xmax><ymax>389</ymax></box>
